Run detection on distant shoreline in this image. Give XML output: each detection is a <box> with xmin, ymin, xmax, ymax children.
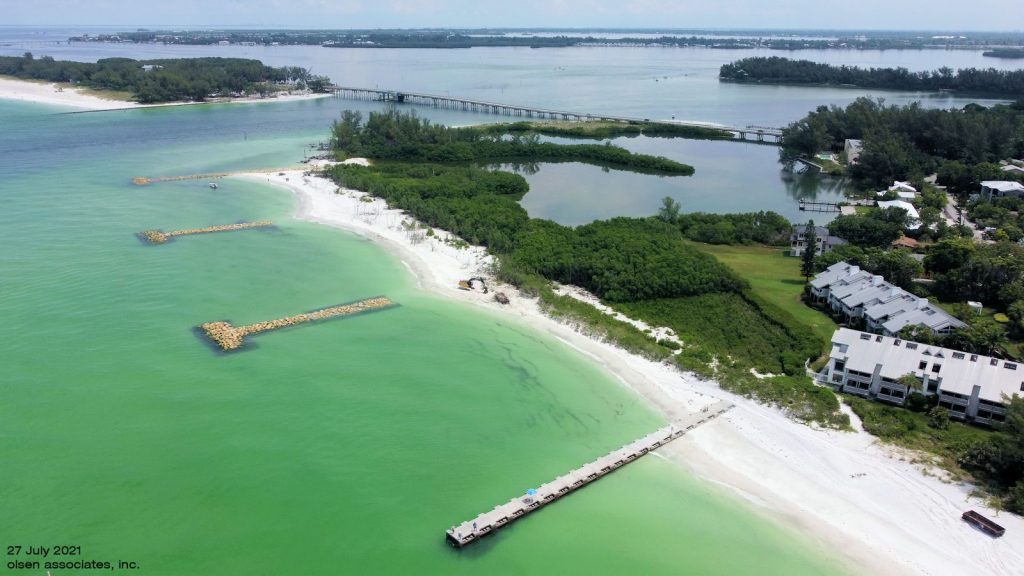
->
<box><xmin>0</xmin><ymin>76</ymin><xmax>331</xmax><ymax>111</ymax></box>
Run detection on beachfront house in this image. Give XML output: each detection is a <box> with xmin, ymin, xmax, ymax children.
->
<box><xmin>880</xmin><ymin>181</ymin><xmax>917</xmax><ymax>201</ymax></box>
<box><xmin>891</xmin><ymin>236</ymin><xmax>920</xmax><ymax>250</ymax></box>
<box><xmin>809</xmin><ymin>262</ymin><xmax>966</xmax><ymax>336</ymax></box>
<box><xmin>878</xmin><ymin>189</ymin><xmax>916</xmax><ymax>201</ymax></box>
<box><xmin>844</xmin><ymin>139</ymin><xmax>863</xmax><ymax>164</ymax></box>
<box><xmin>981</xmin><ymin>181</ymin><xmax>1024</xmax><ymax>200</ymax></box>
<box><xmin>876</xmin><ymin>199</ymin><xmax>921</xmax><ymax>230</ymax></box>
<box><xmin>789</xmin><ymin>225</ymin><xmax>847</xmax><ymax>257</ymax></box>
<box><xmin>824</xmin><ymin>328</ymin><xmax>1021</xmax><ymax>425</ymax></box>
<box><xmin>890</xmin><ymin>181</ymin><xmax>917</xmax><ymax>194</ymax></box>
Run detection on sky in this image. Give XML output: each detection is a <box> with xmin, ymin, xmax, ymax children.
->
<box><xmin>2</xmin><ymin>0</ymin><xmax>1022</xmax><ymax>31</ymax></box>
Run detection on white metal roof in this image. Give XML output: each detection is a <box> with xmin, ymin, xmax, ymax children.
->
<box><xmin>814</xmin><ymin>262</ymin><xmax>966</xmax><ymax>333</ymax></box>
<box><xmin>810</xmin><ymin>262</ymin><xmax>869</xmax><ymax>290</ymax></box>
<box><xmin>878</xmin><ymin>190</ymin><xmax>917</xmax><ymax>200</ymax></box>
<box><xmin>982</xmin><ymin>181</ymin><xmax>1024</xmax><ymax>193</ymax></box>
<box><xmin>831</xmin><ymin>328</ymin><xmax>1023</xmax><ymax>403</ymax></box>
<box><xmin>890</xmin><ymin>181</ymin><xmax>917</xmax><ymax>193</ymax></box>
<box><xmin>877</xmin><ymin>200</ymin><xmax>920</xmax><ymax>219</ymax></box>
<box><xmin>841</xmin><ymin>282</ymin><xmax>900</xmax><ymax>310</ymax></box>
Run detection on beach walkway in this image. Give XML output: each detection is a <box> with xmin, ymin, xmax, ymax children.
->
<box><xmin>445</xmin><ymin>400</ymin><xmax>734</xmax><ymax>548</ymax></box>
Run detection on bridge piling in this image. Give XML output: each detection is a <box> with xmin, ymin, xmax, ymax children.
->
<box><xmin>329</xmin><ymin>85</ymin><xmax>784</xmax><ymax>143</ymax></box>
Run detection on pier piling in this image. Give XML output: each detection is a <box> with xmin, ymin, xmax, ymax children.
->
<box><xmin>331</xmin><ymin>85</ymin><xmax>783</xmax><ymax>143</ymax></box>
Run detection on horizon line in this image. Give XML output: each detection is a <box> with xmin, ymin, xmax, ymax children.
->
<box><xmin>3</xmin><ymin>25</ymin><xmax>1024</xmax><ymax>34</ymax></box>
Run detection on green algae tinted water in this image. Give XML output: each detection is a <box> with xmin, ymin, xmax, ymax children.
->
<box><xmin>0</xmin><ymin>100</ymin><xmax>839</xmax><ymax>575</ymax></box>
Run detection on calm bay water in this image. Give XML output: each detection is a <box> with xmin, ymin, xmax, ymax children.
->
<box><xmin>0</xmin><ymin>99</ymin><xmax>840</xmax><ymax>574</ymax></box>
<box><xmin>0</xmin><ymin>30</ymin><xmax>1013</xmax><ymax>127</ymax></box>
<box><xmin>2</xmin><ymin>32</ymin><xmax>1012</xmax><ymax>227</ymax></box>
<box><xmin>512</xmin><ymin>136</ymin><xmax>852</xmax><ymax>225</ymax></box>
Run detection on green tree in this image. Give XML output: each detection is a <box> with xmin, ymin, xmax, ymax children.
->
<box><xmin>868</xmin><ymin>249</ymin><xmax>923</xmax><ymax>289</ymax></box>
<box><xmin>1007</xmin><ymin>300</ymin><xmax>1024</xmax><ymax>336</ymax></box>
<box><xmin>815</xmin><ymin>244</ymin><xmax>868</xmax><ymax>271</ymax></box>
<box><xmin>947</xmin><ymin>323</ymin><xmax>1009</xmax><ymax>357</ymax></box>
<box><xmin>851</xmin><ymin>129</ymin><xmax>926</xmax><ymax>188</ymax></box>
<box><xmin>897</xmin><ymin>324</ymin><xmax>939</xmax><ymax>345</ymax></box>
<box><xmin>924</xmin><ymin>237</ymin><xmax>976</xmax><ymax>275</ymax></box>
<box><xmin>918</xmin><ymin>206</ymin><xmax>942</xmax><ymax>230</ymax></box>
<box><xmin>960</xmin><ymin>396</ymin><xmax>1024</xmax><ymax>511</ymax></box>
<box><xmin>927</xmin><ymin>406</ymin><xmax>950</xmax><ymax>430</ymax></box>
<box><xmin>331</xmin><ymin>110</ymin><xmax>364</xmax><ymax>152</ymax></box>
<box><xmin>657</xmin><ymin>196</ymin><xmax>681</xmax><ymax>224</ymax></box>
<box><xmin>801</xmin><ymin>220</ymin><xmax>817</xmax><ymax>281</ymax></box>
<box><xmin>897</xmin><ymin>374</ymin><xmax>927</xmax><ymax>409</ymax></box>
<box><xmin>828</xmin><ymin>211</ymin><xmax>904</xmax><ymax>248</ymax></box>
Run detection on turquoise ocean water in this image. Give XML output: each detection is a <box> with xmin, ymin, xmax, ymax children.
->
<box><xmin>0</xmin><ymin>98</ymin><xmax>844</xmax><ymax>574</ymax></box>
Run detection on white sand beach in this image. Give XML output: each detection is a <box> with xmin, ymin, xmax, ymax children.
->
<box><xmin>238</xmin><ymin>165</ymin><xmax>1024</xmax><ymax>576</ymax></box>
<box><xmin>0</xmin><ymin>76</ymin><xmax>331</xmax><ymax>111</ymax></box>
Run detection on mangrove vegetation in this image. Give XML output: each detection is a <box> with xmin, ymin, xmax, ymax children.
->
<box><xmin>330</xmin><ymin>109</ymin><xmax>696</xmax><ymax>174</ymax></box>
<box><xmin>779</xmin><ymin>97</ymin><xmax>1024</xmax><ymax>188</ymax></box>
<box><xmin>721</xmin><ymin>56</ymin><xmax>1024</xmax><ymax>98</ymax></box>
<box><xmin>0</xmin><ymin>53</ymin><xmax>330</xmax><ymax>103</ymax></box>
<box><xmin>327</xmin><ymin>109</ymin><xmax>850</xmax><ymax>428</ymax></box>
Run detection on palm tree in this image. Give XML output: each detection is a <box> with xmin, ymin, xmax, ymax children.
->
<box><xmin>897</xmin><ymin>373</ymin><xmax>924</xmax><ymax>406</ymax></box>
<box><xmin>800</xmin><ymin>220</ymin><xmax>817</xmax><ymax>282</ymax></box>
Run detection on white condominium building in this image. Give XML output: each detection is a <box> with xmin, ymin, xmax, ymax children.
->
<box><xmin>826</xmin><ymin>328</ymin><xmax>1021</xmax><ymax>426</ymax></box>
<box><xmin>810</xmin><ymin>262</ymin><xmax>965</xmax><ymax>336</ymax></box>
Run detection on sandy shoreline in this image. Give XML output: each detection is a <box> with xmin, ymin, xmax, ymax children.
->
<box><xmin>237</xmin><ymin>166</ymin><xmax>1024</xmax><ymax>576</ymax></box>
<box><xmin>0</xmin><ymin>76</ymin><xmax>331</xmax><ymax>111</ymax></box>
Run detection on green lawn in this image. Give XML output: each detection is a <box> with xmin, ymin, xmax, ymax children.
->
<box><xmin>692</xmin><ymin>243</ymin><xmax>838</xmax><ymax>350</ymax></box>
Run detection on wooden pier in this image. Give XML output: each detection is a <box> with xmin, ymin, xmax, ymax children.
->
<box><xmin>798</xmin><ymin>201</ymin><xmax>842</xmax><ymax>213</ymax></box>
<box><xmin>198</xmin><ymin>296</ymin><xmax>396</xmax><ymax>351</ymax></box>
<box><xmin>138</xmin><ymin>221</ymin><xmax>273</xmax><ymax>244</ymax></box>
<box><xmin>444</xmin><ymin>401</ymin><xmax>733</xmax><ymax>548</ymax></box>
<box><xmin>331</xmin><ymin>85</ymin><xmax>783</xmax><ymax>143</ymax></box>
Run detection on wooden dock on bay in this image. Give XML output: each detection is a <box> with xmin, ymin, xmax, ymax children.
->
<box><xmin>798</xmin><ymin>200</ymin><xmax>842</xmax><ymax>213</ymax></box>
<box><xmin>445</xmin><ymin>400</ymin><xmax>734</xmax><ymax>548</ymax></box>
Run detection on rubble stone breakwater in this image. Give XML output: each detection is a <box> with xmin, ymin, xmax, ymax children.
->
<box><xmin>199</xmin><ymin>297</ymin><xmax>396</xmax><ymax>351</ymax></box>
<box><xmin>139</xmin><ymin>221</ymin><xmax>273</xmax><ymax>244</ymax></box>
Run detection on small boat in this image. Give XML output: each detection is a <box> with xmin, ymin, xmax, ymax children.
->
<box><xmin>208</xmin><ymin>182</ymin><xmax>219</xmax><ymax>189</ymax></box>
<box><xmin>962</xmin><ymin>510</ymin><xmax>1006</xmax><ymax>537</ymax></box>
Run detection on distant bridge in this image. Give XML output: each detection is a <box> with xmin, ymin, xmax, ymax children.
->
<box><xmin>331</xmin><ymin>86</ymin><xmax>784</xmax><ymax>144</ymax></box>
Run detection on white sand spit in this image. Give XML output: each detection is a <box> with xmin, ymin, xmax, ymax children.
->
<box><xmin>0</xmin><ymin>76</ymin><xmax>331</xmax><ymax>111</ymax></box>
